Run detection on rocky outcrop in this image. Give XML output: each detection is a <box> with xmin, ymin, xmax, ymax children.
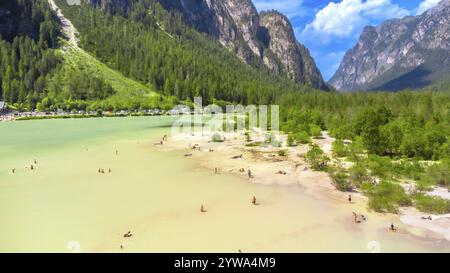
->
<box><xmin>161</xmin><ymin>0</ymin><xmax>327</xmax><ymax>89</ymax></box>
<box><xmin>83</xmin><ymin>0</ymin><xmax>327</xmax><ymax>89</ymax></box>
<box><xmin>260</xmin><ymin>11</ymin><xmax>326</xmax><ymax>89</ymax></box>
<box><xmin>330</xmin><ymin>0</ymin><xmax>450</xmax><ymax>91</ymax></box>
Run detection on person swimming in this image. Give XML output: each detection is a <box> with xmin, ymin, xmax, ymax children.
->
<box><xmin>200</xmin><ymin>205</ymin><xmax>207</xmax><ymax>213</ymax></box>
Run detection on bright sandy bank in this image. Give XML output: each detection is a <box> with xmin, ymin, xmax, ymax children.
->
<box><xmin>159</xmin><ymin>129</ymin><xmax>450</xmax><ymax>246</ymax></box>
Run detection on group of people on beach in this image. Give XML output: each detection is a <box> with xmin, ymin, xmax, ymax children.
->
<box><xmin>352</xmin><ymin>212</ymin><xmax>367</xmax><ymax>223</ymax></box>
<box><xmin>98</xmin><ymin>168</ymin><xmax>111</xmax><ymax>174</ymax></box>
<box><xmin>237</xmin><ymin>168</ymin><xmax>253</xmax><ymax>178</ymax></box>
<box><xmin>123</xmin><ymin>231</ymin><xmax>133</xmax><ymax>238</ymax></box>
<box><xmin>155</xmin><ymin>135</ymin><xmax>168</xmax><ymax>145</ymax></box>
<box><xmin>200</xmin><ymin>196</ymin><xmax>260</xmax><ymax>213</ymax></box>
<box><xmin>349</xmin><ymin>195</ymin><xmax>399</xmax><ymax>232</ymax></box>
<box><xmin>11</xmin><ymin>159</ymin><xmax>38</xmax><ymax>174</ymax></box>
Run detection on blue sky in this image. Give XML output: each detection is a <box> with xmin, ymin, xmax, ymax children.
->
<box><xmin>253</xmin><ymin>0</ymin><xmax>442</xmax><ymax>80</ymax></box>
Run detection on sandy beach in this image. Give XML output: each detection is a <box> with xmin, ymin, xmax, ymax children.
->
<box><xmin>159</xmin><ymin>129</ymin><xmax>450</xmax><ymax>245</ymax></box>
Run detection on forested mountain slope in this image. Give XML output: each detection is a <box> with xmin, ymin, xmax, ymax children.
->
<box><xmin>86</xmin><ymin>0</ymin><xmax>327</xmax><ymax>89</ymax></box>
<box><xmin>54</xmin><ymin>0</ymin><xmax>318</xmax><ymax>107</ymax></box>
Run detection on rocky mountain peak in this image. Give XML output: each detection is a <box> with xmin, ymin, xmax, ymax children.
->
<box><xmin>330</xmin><ymin>0</ymin><xmax>450</xmax><ymax>91</ymax></box>
<box><xmin>259</xmin><ymin>11</ymin><xmax>326</xmax><ymax>89</ymax></box>
<box><xmin>161</xmin><ymin>0</ymin><xmax>327</xmax><ymax>89</ymax></box>
<box><xmin>82</xmin><ymin>0</ymin><xmax>327</xmax><ymax>89</ymax></box>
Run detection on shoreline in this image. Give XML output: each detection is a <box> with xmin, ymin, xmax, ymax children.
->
<box><xmin>159</xmin><ymin>129</ymin><xmax>450</xmax><ymax>243</ymax></box>
<box><xmin>0</xmin><ymin>112</ymin><xmax>169</xmax><ymax>122</ymax></box>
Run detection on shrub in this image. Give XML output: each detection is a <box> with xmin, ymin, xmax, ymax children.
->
<box><xmin>211</xmin><ymin>132</ymin><xmax>224</xmax><ymax>142</ymax></box>
<box><xmin>309</xmin><ymin>124</ymin><xmax>322</xmax><ymax>137</ymax></box>
<box><xmin>348</xmin><ymin>136</ymin><xmax>365</xmax><ymax>161</ymax></box>
<box><xmin>287</xmin><ymin>134</ymin><xmax>296</xmax><ymax>147</ymax></box>
<box><xmin>366</xmin><ymin>155</ymin><xmax>394</xmax><ymax>179</ymax></box>
<box><xmin>362</xmin><ymin>181</ymin><xmax>412</xmax><ymax>213</ymax></box>
<box><xmin>332</xmin><ymin>140</ymin><xmax>348</xmax><ymax>157</ymax></box>
<box><xmin>349</xmin><ymin>162</ymin><xmax>368</xmax><ymax>188</ymax></box>
<box><xmin>412</xmin><ymin>194</ymin><xmax>450</xmax><ymax>214</ymax></box>
<box><xmin>278</xmin><ymin>149</ymin><xmax>287</xmax><ymax>157</ymax></box>
<box><xmin>306</xmin><ymin>144</ymin><xmax>330</xmax><ymax>171</ymax></box>
<box><xmin>331</xmin><ymin>170</ymin><xmax>353</xmax><ymax>191</ymax></box>
<box><xmin>293</xmin><ymin>131</ymin><xmax>311</xmax><ymax>144</ymax></box>
<box><xmin>426</xmin><ymin>160</ymin><xmax>450</xmax><ymax>188</ymax></box>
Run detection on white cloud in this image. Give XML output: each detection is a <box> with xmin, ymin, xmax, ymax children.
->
<box><xmin>301</xmin><ymin>0</ymin><xmax>409</xmax><ymax>39</ymax></box>
<box><xmin>416</xmin><ymin>0</ymin><xmax>441</xmax><ymax>15</ymax></box>
<box><xmin>253</xmin><ymin>0</ymin><xmax>306</xmax><ymax>18</ymax></box>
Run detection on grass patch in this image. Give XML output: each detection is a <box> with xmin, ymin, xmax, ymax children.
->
<box><xmin>57</xmin><ymin>44</ymin><xmax>161</xmax><ymax>109</ymax></box>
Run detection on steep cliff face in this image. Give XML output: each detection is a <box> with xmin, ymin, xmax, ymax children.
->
<box><xmin>260</xmin><ymin>11</ymin><xmax>326</xmax><ymax>89</ymax></box>
<box><xmin>158</xmin><ymin>0</ymin><xmax>260</xmax><ymax>64</ymax></box>
<box><xmin>83</xmin><ymin>0</ymin><xmax>327</xmax><ymax>89</ymax></box>
<box><xmin>330</xmin><ymin>0</ymin><xmax>450</xmax><ymax>91</ymax></box>
<box><xmin>161</xmin><ymin>0</ymin><xmax>327</xmax><ymax>89</ymax></box>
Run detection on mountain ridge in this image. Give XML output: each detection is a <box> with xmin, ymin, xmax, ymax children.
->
<box><xmin>330</xmin><ymin>0</ymin><xmax>450</xmax><ymax>91</ymax></box>
<box><xmin>150</xmin><ymin>0</ymin><xmax>328</xmax><ymax>89</ymax></box>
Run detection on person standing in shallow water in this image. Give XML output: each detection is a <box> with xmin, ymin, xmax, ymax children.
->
<box><xmin>390</xmin><ymin>223</ymin><xmax>397</xmax><ymax>232</ymax></box>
